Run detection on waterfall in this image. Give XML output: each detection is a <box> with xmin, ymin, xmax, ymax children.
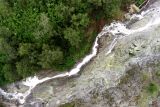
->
<box><xmin>1</xmin><ymin>3</ymin><xmax>160</xmax><ymax>104</ymax></box>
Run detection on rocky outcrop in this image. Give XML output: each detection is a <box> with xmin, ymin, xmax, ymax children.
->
<box><xmin>129</xmin><ymin>4</ymin><xmax>140</xmax><ymax>14</ymax></box>
<box><xmin>2</xmin><ymin>0</ymin><xmax>160</xmax><ymax>107</ymax></box>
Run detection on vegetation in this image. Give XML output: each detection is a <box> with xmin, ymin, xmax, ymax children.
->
<box><xmin>146</xmin><ymin>82</ymin><xmax>159</xmax><ymax>95</ymax></box>
<box><xmin>60</xmin><ymin>103</ymin><xmax>75</xmax><ymax>107</ymax></box>
<box><xmin>138</xmin><ymin>82</ymin><xmax>159</xmax><ymax>107</ymax></box>
<box><xmin>136</xmin><ymin>0</ymin><xmax>145</xmax><ymax>6</ymax></box>
<box><xmin>0</xmin><ymin>0</ymin><xmax>144</xmax><ymax>86</ymax></box>
<box><xmin>0</xmin><ymin>102</ymin><xmax>4</xmax><ymax>107</ymax></box>
<box><xmin>156</xmin><ymin>71</ymin><xmax>160</xmax><ymax>77</ymax></box>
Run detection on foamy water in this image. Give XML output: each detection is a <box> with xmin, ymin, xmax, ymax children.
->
<box><xmin>1</xmin><ymin>4</ymin><xmax>160</xmax><ymax>104</ymax></box>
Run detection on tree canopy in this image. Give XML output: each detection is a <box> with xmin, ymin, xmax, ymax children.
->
<box><xmin>0</xmin><ymin>0</ymin><xmax>144</xmax><ymax>86</ymax></box>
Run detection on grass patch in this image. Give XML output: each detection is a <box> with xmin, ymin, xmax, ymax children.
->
<box><xmin>156</xmin><ymin>71</ymin><xmax>160</xmax><ymax>77</ymax></box>
<box><xmin>138</xmin><ymin>82</ymin><xmax>159</xmax><ymax>107</ymax></box>
<box><xmin>135</xmin><ymin>0</ymin><xmax>145</xmax><ymax>6</ymax></box>
<box><xmin>59</xmin><ymin>103</ymin><xmax>75</xmax><ymax>107</ymax></box>
<box><xmin>146</xmin><ymin>82</ymin><xmax>159</xmax><ymax>95</ymax></box>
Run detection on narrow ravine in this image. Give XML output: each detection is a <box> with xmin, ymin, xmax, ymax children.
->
<box><xmin>1</xmin><ymin>0</ymin><xmax>160</xmax><ymax>106</ymax></box>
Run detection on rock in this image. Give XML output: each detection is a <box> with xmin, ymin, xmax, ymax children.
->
<box><xmin>5</xmin><ymin>83</ymin><xmax>29</xmax><ymax>94</ymax></box>
<box><xmin>129</xmin><ymin>4</ymin><xmax>140</xmax><ymax>14</ymax></box>
<box><xmin>2</xmin><ymin>0</ymin><xmax>160</xmax><ymax>107</ymax></box>
<box><xmin>124</xmin><ymin>13</ymin><xmax>132</xmax><ymax>20</ymax></box>
<box><xmin>21</xmin><ymin>2</ymin><xmax>160</xmax><ymax>107</ymax></box>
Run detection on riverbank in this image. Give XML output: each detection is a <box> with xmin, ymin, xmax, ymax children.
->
<box><xmin>0</xmin><ymin>0</ymin><xmax>142</xmax><ymax>86</ymax></box>
<box><xmin>31</xmin><ymin>0</ymin><xmax>160</xmax><ymax>106</ymax></box>
<box><xmin>0</xmin><ymin>0</ymin><xmax>149</xmax><ymax>106</ymax></box>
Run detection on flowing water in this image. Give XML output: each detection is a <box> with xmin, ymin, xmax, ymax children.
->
<box><xmin>1</xmin><ymin>0</ymin><xmax>160</xmax><ymax>106</ymax></box>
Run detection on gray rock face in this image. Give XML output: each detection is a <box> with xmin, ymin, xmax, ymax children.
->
<box><xmin>2</xmin><ymin>0</ymin><xmax>160</xmax><ymax>107</ymax></box>
<box><xmin>29</xmin><ymin>2</ymin><xmax>160</xmax><ymax>107</ymax></box>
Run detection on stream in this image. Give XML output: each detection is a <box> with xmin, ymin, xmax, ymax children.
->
<box><xmin>1</xmin><ymin>0</ymin><xmax>160</xmax><ymax>106</ymax></box>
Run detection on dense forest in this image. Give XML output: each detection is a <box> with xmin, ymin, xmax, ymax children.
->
<box><xmin>0</xmin><ymin>0</ymin><xmax>144</xmax><ymax>86</ymax></box>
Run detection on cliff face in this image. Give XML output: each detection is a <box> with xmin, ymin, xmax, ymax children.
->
<box><xmin>2</xmin><ymin>0</ymin><xmax>160</xmax><ymax>107</ymax></box>
<box><xmin>24</xmin><ymin>1</ymin><xmax>160</xmax><ymax>106</ymax></box>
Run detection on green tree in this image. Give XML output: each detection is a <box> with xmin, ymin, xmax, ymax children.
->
<box><xmin>39</xmin><ymin>45</ymin><xmax>63</xmax><ymax>69</ymax></box>
<box><xmin>1</xmin><ymin>64</ymin><xmax>15</xmax><ymax>83</ymax></box>
<box><xmin>0</xmin><ymin>0</ymin><xmax>11</xmax><ymax>18</ymax></box>
<box><xmin>18</xmin><ymin>43</ymin><xmax>32</xmax><ymax>56</ymax></box>
<box><xmin>88</xmin><ymin>0</ymin><xmax>106</xmax><ymax>6</ymax></box>
<box><xmin>16</xmin><ymin>58</ymin><xmax>37</xmax><ymax>78</ymax></box>
<box><xmin>64</xmin><ymin>28</ymin><xmax>81</xmax><ymax>48</ymax></box>
<box><xmin>0</xmin><ymin>38</ymin><xmax>17</xmax><ymax>63</ymax></box>
<box><xmin>71</xmin><ymin>13</ymin><xmax>89</xmax><ymax>28</ymax></box>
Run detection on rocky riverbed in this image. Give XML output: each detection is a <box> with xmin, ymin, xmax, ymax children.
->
<box><xmin>2</xmin><ymin>0</ymin><xmax>160</xmax><ymax>107</ymax></box>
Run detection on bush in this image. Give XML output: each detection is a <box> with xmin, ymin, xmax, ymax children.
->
<box><xmin>147</xmin><ymin>83</ymin><xmax>158</xmax><ymax>95</ymax></box>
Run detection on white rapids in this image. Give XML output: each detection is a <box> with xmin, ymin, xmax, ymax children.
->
<box><xmin>1</xmin><ymin>3</ymin><xmax>160</xmax><ymax>104</ymax></box>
